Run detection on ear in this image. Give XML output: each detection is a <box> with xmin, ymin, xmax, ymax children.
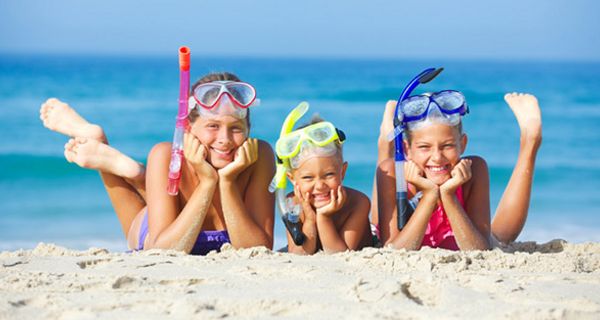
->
<box><xmin>341</xmin><ymin>161</ymin><xmax>348</xmax><ymax>181</ymax></box>
<box><xmin>460</xmin><ymin>133</ymin><xmax>468</xmax><ymax>155</ymax></box>
<box><xmin>286</xmin><ymin>171</ymin><xmax>296</xmax><ymax>184</ymax></box>
<box><xmin>403</xmin><ymin>139</ymin><xmax>412</xmax><ymax>160</ymax></box>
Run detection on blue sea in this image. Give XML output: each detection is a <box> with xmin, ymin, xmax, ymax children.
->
<box><xmin>1</xmin><ymin>54</ymin><xmax>599</xmax><ymax>252</ymax></box>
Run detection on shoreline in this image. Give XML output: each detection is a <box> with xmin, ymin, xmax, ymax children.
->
<box><xmin>1</xmin><ymin>240</ymin><xmax>599</xmax><ymax>319</ymax></box>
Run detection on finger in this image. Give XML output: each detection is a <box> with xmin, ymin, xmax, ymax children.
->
<box><xmin>337</xmin><ymin>186</ymin><xmax>345</xmax><ymax>207</ymax></box>
<box><xmin>329</xmin><ymin>188</ymin><xmax>337</xmax><ymax>205</ymax></box>
<box><xmin>294</xmin><ymin>183</ymin><xmax>303</xmax><ymax>201</ymax></box>
<box><xmin>198</xmin><ymin>144</ymin><xmax>208</xmax><ymax>160</ymax></box>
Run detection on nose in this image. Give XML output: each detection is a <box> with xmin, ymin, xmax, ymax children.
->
<box><xmin>314</xmin><ymin>178</ymin><xmax>327</xmax><ymax>192</ymax></box>
<box><xmin>216</xmin><ymin>126</ymin><xmax>232</xmax><ymax>146</ymax></box>
<box><xmin>431</xmin><ymin>147</ymin><xmax>442</xmax><ymax>162</ymax></box>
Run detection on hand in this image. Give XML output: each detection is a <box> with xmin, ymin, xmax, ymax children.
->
<box><xmin>315</xmin><ymin>186</ymin><xmax>346</xmax><ymax>216</ymax></box>
<box><xmin>183</xmin><ymin>133</ymin><xmax>217</xmax><ymax>183</ymax></box>
<box><xmin>294</xmin><ymin>182</ymin><xmax>316</xmax><ymax>223</ymax></box>
<box><xmin>440</xmin><ymin>158</ymin><xmax>472</xmax><ymax>195</ymax></box>
<box><xmin>218</xmin><ymin>138</ymin><xmax>258</xmax><ymax>181</ymax></box>
<box><xmin>404</xmin><ymin>160</ymin><xmax>438</xmax><ymax>195</ymax></box>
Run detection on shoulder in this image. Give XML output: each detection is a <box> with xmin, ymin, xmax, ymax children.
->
<box><xmin>465</xmin><ymin>155</ymin><xmax>488</xmax><ymax>173</ymax></box>
<box><xmin>148</xmin><ymin>142</ymin><xmax>172</xmax><ymax>161</ymax></box>
<box><xmin>344</xmin><ymin>187</ymin><xmax>371</xmax><ymax>214</ymax></box>
<box><xmin>252</xmin><ymin>139</ymin><xmax>275</xmax><ymax>172</ymax></box>
<box><xmin>256</xmin><ymin>139</ymin><xmax>275</xmax><ymax>161</ymax></box>
<box><xmin>462</xmin><ymin>155</ymin><xmax>490</xmax><ymax>197</ymax></box>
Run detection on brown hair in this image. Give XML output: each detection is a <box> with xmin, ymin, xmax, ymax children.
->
<box><xmin>187</xmin><ymin>72</ymin><xmax>251</xmax><ymax>128</ymax></box>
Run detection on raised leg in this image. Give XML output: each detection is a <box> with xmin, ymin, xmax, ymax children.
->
<box><xmin>492</xmin><ymin>93</ymin><xmax>542</xmax><ymax>243</ymax></box>
<box><xmin>40</xmin><ymin>98</ymin><xmax>147</xmax><ymax>240</ymax></box>
<box><xmin>40</xmin><ymin>98</ymin><xmax>105</xmax><ymax>142</ymax></box>
<box><xmin>371</xmin><ymin>100</ymin><xmax>397</xmax><ymax>226</ymax></box>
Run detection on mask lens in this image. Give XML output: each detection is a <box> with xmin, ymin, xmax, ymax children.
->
<box><xmin>307</xmin><ymin>124</ymin><xmax>334</xmax><ymax>144</ymax></box>
<box><xmin>277</xmin><ymin>132</ymin><xmax>302</xmax><ymax>158</ymax></box>
<box><xmin>401</xmin><ymin>96</ymin><xmax>430</xmax><ymax>117</ymax></box>
<box><xmin>226</xmin><ymin>83</ymin><xmax>255</xmax><ymax>107</ymax></box>
<box><xmin>194</xmin><ymin>84</ymin><xmax>222</xmax><ymax>108</ymax></box>
<box><xmin>433</xmin><ymin>91</ymin><xmax>465</xmax><ymax>111</ymax></box>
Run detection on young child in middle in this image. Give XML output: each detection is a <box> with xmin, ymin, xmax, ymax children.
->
<box><xmin>272</xmin><ymin>102</ymin><xmax>372</xmax><ymax>254</ymax></box>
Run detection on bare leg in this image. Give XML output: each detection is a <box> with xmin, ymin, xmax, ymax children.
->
<box><xmin>40</xmin><ymin>98</ymin><xmax>147</xmax><ymax>241</ymax></box>
<box><xmin>65</xmin><ymin>137</ymin><xmax>147</xmax><ymax>237</ymax></box>
<box><xmin>40</xmin><ymin>98</ymin><xmax>105</xmax><ymax>142</ymax></box>
<box><xmin>492</xmin><ymin>93</ymin><xmax>542</xmax><ymax>243</ymax></box>
<box><xmin>371</xmin><ymin>100</ymin><xmax>397</xmax><ymax>226</ymax></box>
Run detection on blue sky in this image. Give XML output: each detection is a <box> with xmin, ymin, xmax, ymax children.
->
<box><xmin>1</xmin><ymin>0</ymin><xmax>599</xmax><ymax>61</ymax></box>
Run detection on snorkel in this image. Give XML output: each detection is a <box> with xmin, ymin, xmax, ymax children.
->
<box><xmin>269</xmin><ymin>102</ymin><xmax>310</xmax><ymax>246</ymax></box>
<box><xmin>392</xmin><ymin>67</ymin><xmax>444</xmax><ymax>229</ymax></box>
<box><xmin>167</xmin><ymin>46</ymin><xmax>191</xmax><ymax>195</ymax></box>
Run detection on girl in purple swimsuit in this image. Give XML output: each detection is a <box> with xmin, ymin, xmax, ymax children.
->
<box><xmin>40</xmin><ymin>73</ymin><xmax>275</xmax><ymax>255</ymax></box>
<box><xmin>374</xmin><ymin>69</ymin><xmax>542</xmax><ymax>250</ymax></box>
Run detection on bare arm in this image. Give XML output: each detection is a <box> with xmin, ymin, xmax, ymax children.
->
<box><xmin>336</xmin><ymin>190</ymin><xmax>372</xmax><ymax>251</ymax></box>
<box><xmin>218</xmin><ymin>139</ymin><xmax>275</xmax><ymax>249</ymax></box>
<box><xmin>144</xmin><ymin>140</ymin><xmax>218</xmax><ymax>253</ymax></box>
<box><xmin>379</xmin><ymin>159</ymin><xmax>440</xmax><ymax>250</ymax></box>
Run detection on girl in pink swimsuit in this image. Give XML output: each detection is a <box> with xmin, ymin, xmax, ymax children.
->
<box><xmin>374</xmin><ymin>69</ymin><xmax>542</xmax><ymax>251</ymax></box>
<box><xmin>40</xmin><ymin>72</ymin><xmax>276</xmax><ymax>254</ymax></box>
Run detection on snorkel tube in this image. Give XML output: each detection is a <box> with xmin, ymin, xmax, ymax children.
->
<box><xmin>167</xmin><ymin>46</ymin><xmax>191</xmax><ymax>195</ymax></box>
<box><xmin>268</xmin><ymin>102</ymin><xmax>310</xmax><ymax>245</ymax></box>
<box><xmin>393</xmin><ymin>67</ymin><xmax>444</xmax><ymax>229</ymax></box>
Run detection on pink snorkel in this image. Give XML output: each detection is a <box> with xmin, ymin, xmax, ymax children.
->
<box><xmin>167</xmin><ymin>46</ymin><xmax>191</xmax><ymax>195</ymax></box>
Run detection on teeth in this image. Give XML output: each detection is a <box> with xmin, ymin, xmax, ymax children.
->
<box><xmin>213</xmin><ymin>149</ymin><xmax>230</xmax><ymax>155</ymax></box>
<box><xmin>427</xmin><ymin>166</ymin><xmax>447</xmax><ymax>172</ymax></box>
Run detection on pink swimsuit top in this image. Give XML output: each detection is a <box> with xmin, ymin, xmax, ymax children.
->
<box><xmin>421</xmin><ymin>186</ymin><xmax>464</xmax><ymax>251</ymax></box>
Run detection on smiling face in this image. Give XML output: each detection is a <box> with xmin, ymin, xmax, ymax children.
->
<box><xmin>405</xmin><ymin>123</ymin><xmax>467</xmax><ymax>186</ymax></box>
<box><xmin>288</xmin><ymin>155</ymin><xmax>347</xmax><ymax>209</ymax></box>
<box><xmin>189</xmin><ymin>115</ymin><xmax>248</xmax><ymax>169</ymax></box>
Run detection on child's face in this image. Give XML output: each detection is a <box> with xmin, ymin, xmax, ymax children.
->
<box><xmin>189</xmin><ymin>115</ymin><xmax>248</xmax><ymax>169</ymax></box>
<box><xmin>289</xmin><ymin>156</ymin><xmax>347</xmax><ymax>208</ymax></box>
<box><xmin>405</xmin><ymin>123</ymin><xmax>467</xmax><ymax>186</ymax></box>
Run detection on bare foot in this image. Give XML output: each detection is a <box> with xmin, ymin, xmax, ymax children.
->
<box><xmin>504</xmin><ymin>93</ymin><xmax>542</xmax><ymax>146</ymax></box>
<box><xmin>40</xmin><ymin>98</ymin><xmax>106</xmax><ymax>142</ymax></box>
<box><xmin>64</xmin><ymin>137</ymin><xmax>144</xmax><ymax>179</ymax></box>
<box><xmin>378</xmin><ymin>100</ymin><xmax>397</xmax><ymax>162</ymax></box>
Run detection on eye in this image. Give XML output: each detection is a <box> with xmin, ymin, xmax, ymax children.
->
<box><xmin>443</xmin><ymin>143</ymin><xmax>456</xmax><ymax>149</ymax></box>
<box><xmin>301</xmin><ymin>175</ymin><xmax>313</xmax><ymax>181</ymax></box>
<box><xmin>206</xmin><ymin>123</ymin><xmax>219</xmax><ymax>129</ymax></box>
<box><xmin>231</xmin><ymin>126</ymin><xmax>244</xmax><ymax>133</ymax></box>
<box><xmin>325</xmin><ymin>172</ymin><xmax>335</xmax><ymax>177</ymax></box>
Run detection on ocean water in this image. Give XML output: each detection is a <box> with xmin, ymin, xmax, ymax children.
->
<box><xmin>1</xmin><ymin>54</ymin><xmax>599</xmax><ymax>252</ymax></box>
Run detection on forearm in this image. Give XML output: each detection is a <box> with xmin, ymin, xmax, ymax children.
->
<box><xmin>387</xmin><ymin>193</ymin><xmax>438</xmax><ymax>250</ymax></box>
<box><xmin>148</xmin><ymin>180</ymin><xmax>217</xmax><ymax>253</ymax></box>
<box><xmin>316</xmin><ymin>215</ymin><xmax>348</xmax><ymax>253</ymax></box>
<box><xmin>219</xmin><ymin>180</ymin><xmax>272</xmax><ymax>249</ymax></box>
<box><xmin>441</xmin><ymin>192</ymin><xmax>490</xmax><ymax>250</ymax></box>
<box><xmin>288</xmin><ymin>218</ymin><xmax>318</xmax><ymax>255</ymax></box>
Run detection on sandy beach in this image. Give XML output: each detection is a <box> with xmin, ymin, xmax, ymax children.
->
<box><xmin>1</xmin><ymin>241</ymin><xmax>599</xmax><ymax>319</ymax></box>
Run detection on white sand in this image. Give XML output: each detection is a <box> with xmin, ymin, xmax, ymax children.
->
<box><xmin>1</xmin><ymin>240</ymin><xmax>599</xmax><ymax>319</ymax></box>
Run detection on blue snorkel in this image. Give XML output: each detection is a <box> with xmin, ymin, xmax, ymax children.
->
<box><xmin>393</xmin><ymin>67</ymin><xmax>444</xmax><ymax>230</ymax></box>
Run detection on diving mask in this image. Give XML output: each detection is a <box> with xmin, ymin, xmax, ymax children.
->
<box><xmin>400</xmin><ymin>90</ymin><xmax>469</xmax><ymax>130</ymax></box>
<box><xmin>188</xmin><ymin>80</ymin><xmax>259</xmax><ymax>119</ymax></box>
<box><xmin>275</xmin><ymin>121</ymin><xmax>345</xmax><ymax>161</ymax></box>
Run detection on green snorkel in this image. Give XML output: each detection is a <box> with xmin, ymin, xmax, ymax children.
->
<box><xmin>269</xmin><ymin>102</ymin><xmax>309</xmax><ymax>246</ymax></box>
